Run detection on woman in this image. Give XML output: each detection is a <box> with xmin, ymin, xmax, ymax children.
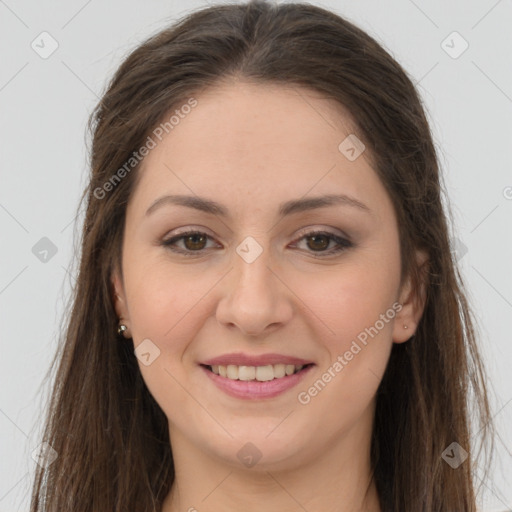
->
<box><xmin>29</xmin><ymin>1</ymin><xmax>494</xmax><ymax>510</ymax></box>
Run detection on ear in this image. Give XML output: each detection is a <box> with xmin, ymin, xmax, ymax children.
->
<box><xmin>111</xmin><ymin>265</ymin><xmax>130</xmax><ymax>325</ymax></box>
<box><xmin>392</xmin><ymin>249</ymin><xmax>429</xmax><ymax>344</ymax></box>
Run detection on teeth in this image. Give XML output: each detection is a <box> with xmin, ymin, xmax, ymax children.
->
<box><xmin>256</xmin><ymin>365</ymin><xmax>274</xmax><ymax>381</ymax></box>
<box><xmin>273</xmin><ymin>364</ymin><xmax>286</xmax><ymax>378</ymax></box>
<box><xmin>226</xmin><ymin>365</ymin><xmax>238</xmax><ymax>379</ymax></box>
<box><xmin>209</xmin><ymin>363</ymin><xmax>306</xmax><ymax>381</ymax></box>
<box><xmin>238</xmin><ymin>366</ymin><xmax>256</xmax><ymax>380</ymax></box>
<box><xmin>285</xmin><ymin>364</ymin><xmax>295</xmax><ymax>376</ymax></box>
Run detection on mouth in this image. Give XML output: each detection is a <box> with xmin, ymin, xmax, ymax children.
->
<box><xmin>201</xmin><ymin>363</ymin><xmax>314</xmax><ymax>381</ymax></box>
<box><xmin>199</xmin><ymin>363</ymin><xmax>315</xmax><ymax>399</ymax></box>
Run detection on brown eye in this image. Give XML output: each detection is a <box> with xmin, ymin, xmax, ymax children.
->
<box><xmin>305</xmin><ymin>233</ymin><xmax>330</xmax><ymax>251</ymax></box>
<box><xmin>182</xmin><ymin>233</ymin><xmax>208</xmax><ymax>251</ymax></box>
<box><xmin>162</xmin><ymin>231</ymin><xmax>216</xmax><ymax>254</ymax></box>
<box><xmin>292</xmin><ymin>230</ymin><xmax>353</xmax><ymax>256</ymax></box>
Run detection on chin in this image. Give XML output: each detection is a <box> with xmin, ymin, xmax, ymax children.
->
<box><xmin>199</xmin><ymin>422</ymin><xmax>313</xmax><ymax>471</ymax></box>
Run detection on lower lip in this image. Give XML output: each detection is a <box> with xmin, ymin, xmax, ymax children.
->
<box><xmin>200</xmin><ymin>364</ymin><xmax>314</xmax><ymax>399</ymax></box>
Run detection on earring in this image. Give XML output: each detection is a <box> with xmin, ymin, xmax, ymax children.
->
<box><xmin>117</xmin><ymin>322</ymin><xmax>128</xmax><ymax>338</ymax></box>
<box><xmin>404</xmin><ymin>325</ymin><xmax>408</xmax><ymax>329</ymax></box>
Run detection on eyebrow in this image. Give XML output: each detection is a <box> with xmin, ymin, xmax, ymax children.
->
<box><xmin>145</xmin><ymin>193</ymin><xmax>372</xmax><ymax>218</ymax></box>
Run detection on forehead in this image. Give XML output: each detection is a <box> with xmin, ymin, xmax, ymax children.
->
<box><xmin>128</xmin><ymin>81</ymin><xmax>392</xmax><ymax>223</ymax></box>
<box><xmin>172</xmin><ymin>80</ymin><xmax>358</xmax><ymax>152</ymax></box>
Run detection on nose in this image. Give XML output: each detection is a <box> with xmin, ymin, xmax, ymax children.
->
<box><xmin>215</xmin><ymin>244</ymin><xmax>293</xmax><ymax>337</ymax></box>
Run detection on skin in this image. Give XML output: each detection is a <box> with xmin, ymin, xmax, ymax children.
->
<box><xmin>112</xmin><ymin>80</ymin><xmax>427</xmax><ymax>512</ymax></box>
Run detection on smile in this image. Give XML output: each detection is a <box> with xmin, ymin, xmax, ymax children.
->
<box><xmin>206</xmin><ymin>363</ymin><xmax>309</xmax><ymax>381</ymax></box>
<box><xmin>200</xmin><ymin>363</ymin><xmax>314</xmax><ymax>399</ymax></box>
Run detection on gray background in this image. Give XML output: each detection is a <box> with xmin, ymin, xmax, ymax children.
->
<box><xmin>1</xmin><ymin>0</ymin><xmax>511</xmax><ymax>510</ymax></box>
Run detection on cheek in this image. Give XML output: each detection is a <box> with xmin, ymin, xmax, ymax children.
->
<box><xmin>291</xmin><ymin>254</ymin><xmax>400</xmax><ymax>347</ymax></box>
<box><xmin>124</xmin><ymin>253</ymin><xmax>215</xmax><ymax>342</ymax></box>
<box><xmin>123</xmin><ymin>262</ymin><xmax>216</xmax><ymax>422</ymax></box>
<box><xmin>290</xmin><ymin>251</ymin><xmax>400</xmax><ymax>407</ymax></box>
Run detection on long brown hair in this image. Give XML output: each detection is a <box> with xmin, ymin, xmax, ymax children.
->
<box><xmin>29</xmin><ymin>1</ymin><xmax>494</xmax><ymax>510</ymax></box>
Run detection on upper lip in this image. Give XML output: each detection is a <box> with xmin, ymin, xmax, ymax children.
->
<box><xmin>201</xmin><ymin>352</ymin><xmax>314</xmax><ymax>367</ymax></box>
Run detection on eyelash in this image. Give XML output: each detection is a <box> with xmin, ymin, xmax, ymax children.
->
<box><xmin>160</xmin><ymin>229</ymin><xmax>353</xmax><ymax>258</ymax></box>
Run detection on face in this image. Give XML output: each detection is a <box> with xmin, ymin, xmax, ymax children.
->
<box><xmin>112</xmin><ymin>81</ymin><xmax>425</xmax><ymax>472</ymax></box>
